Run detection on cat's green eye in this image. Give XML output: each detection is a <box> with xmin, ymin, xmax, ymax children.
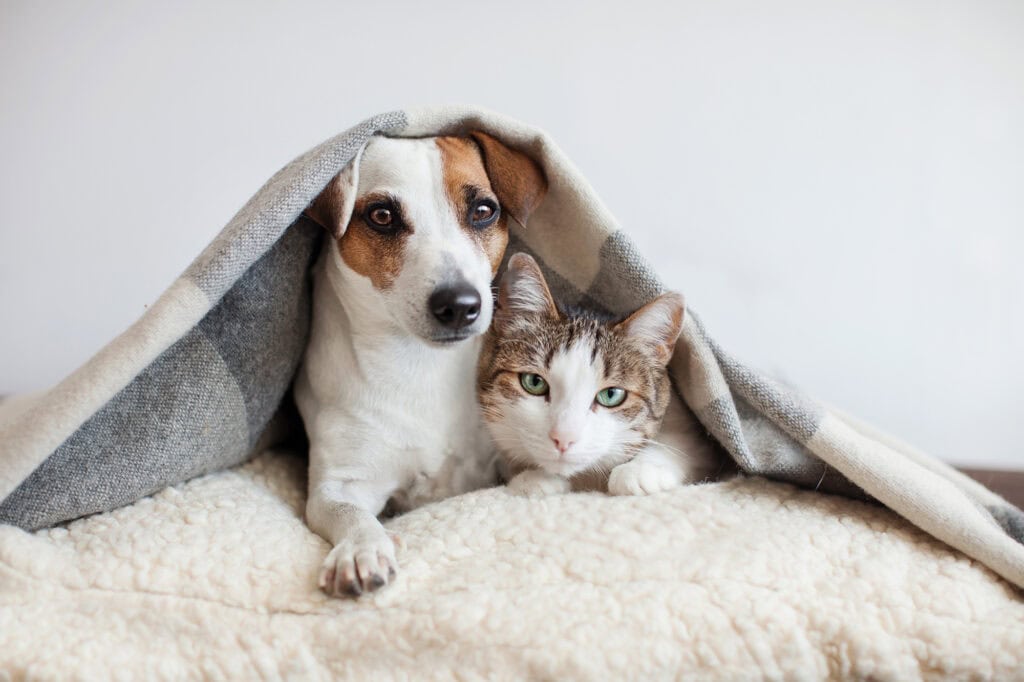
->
<box><xmin>519</xmin><ymin>372</ymin><xmax>549</xmax><ymax>396</ymax></box>
<box><xmin>596</xmin><ymin>387</ymin><xmax>627</xmax><ymax>408</ymax></box>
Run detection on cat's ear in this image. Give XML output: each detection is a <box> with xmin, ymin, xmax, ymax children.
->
<box><xmin>615</xmin><ymin>292</ymin><xmax>686</xmax><ymax>364</ymax></box>
<box><xmin>496</xmin><ymin>253</ymin><xmax>559</xmax><ymax>324</ymax></box>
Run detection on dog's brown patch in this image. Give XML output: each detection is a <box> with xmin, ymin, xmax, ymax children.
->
<box><xmin>436</xmin><ymin>136</ymin><xmax>509</xmax><ymax>274</ymax></box>
<box><xmin>469</xmin><ymin>132</ymin><xmax>547</xmax><ymax>228</ymax></box>
<box><xmin>304</xmin><ymin>163</ymin><xmax>405</xmax><ymax>290</ymax></box>
<box><xmin>305</xmin><ymin>174</ymin><xmax>348</xmax><ymax>238</ymax></box>
<box><xmin>338</xmin><ymin>193</ymin><xmax>408</xmax><ymax>290</ymax></box>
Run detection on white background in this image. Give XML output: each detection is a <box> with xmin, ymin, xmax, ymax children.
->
<box><xmin>1</xmin><ymin>1</ymin><xmax>1021</xmax><ymax>468</ymax></box>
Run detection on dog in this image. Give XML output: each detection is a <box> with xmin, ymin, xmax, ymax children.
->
<box><xmin>295</xmin><ymin>131</ymin><xmax>547</xmax><ymax>597</ymax></box>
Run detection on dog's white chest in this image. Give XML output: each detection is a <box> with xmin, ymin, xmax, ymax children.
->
<box><xmin>297</xmin><ymin>309</ymin><xmax>498</xmax><ymax>516</ymax></box>
<box><xmin>390</xmin><ymin>400</ymin><xmax>496</xmax><ymax>511</ymax></box>
<box><xmin>370</xmin><ymin>347</ymin><xmax>497</xmax><ymax>509</ymax></box>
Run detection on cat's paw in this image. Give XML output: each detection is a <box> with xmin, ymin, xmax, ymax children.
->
<box><xmin>508</xmin><ymin>469</ymin><xmax>571</xmax><ymax>497</ymax></box>
<box><xmin>318</xmin><ymin>530</ymin><xmax>398</xmax><ymax>598</ymax></box>
<box><xmin>608</xmin><ymin>459</ymin><xmax>681</xmax><ymax>496</ymax></box>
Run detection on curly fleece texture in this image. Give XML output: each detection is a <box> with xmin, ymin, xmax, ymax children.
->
<box><xmin>1</xmin><ymin>450</ymin><xmax>1021</xmax><ymax>680</ymax></box>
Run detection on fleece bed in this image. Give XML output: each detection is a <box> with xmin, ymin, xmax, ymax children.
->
<box><xmin>2</xmin><ymin>449</ymin><xmax>1022</xmax><ymax>679</ymax></box>
<box><xmin>1</xmin><ymin>106</ymin><xmax>1023</xmax><ymax>678</ymax></box>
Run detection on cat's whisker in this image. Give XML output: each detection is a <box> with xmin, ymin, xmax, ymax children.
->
<box><xmin>636</xmin><ymin>438</ymin><xmax>689</xmax><ymax>458</ymax></box>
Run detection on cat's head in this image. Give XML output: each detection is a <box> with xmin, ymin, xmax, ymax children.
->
<box><xmin>478</xmin><ymin>253</ymin><xmax>686</xmax><ymax>478</ymax></box>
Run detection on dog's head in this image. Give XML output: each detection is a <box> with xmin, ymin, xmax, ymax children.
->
<box><xmin>306</xmin><ymin>132</ymin><xmax>547</xmax><ymax>345</ymax></box>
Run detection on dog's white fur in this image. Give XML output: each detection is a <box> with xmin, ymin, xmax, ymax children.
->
<box><xmin>294</xmin><ymin>135</ymin><xmax>536</xmax><ymax>596</ymax></box>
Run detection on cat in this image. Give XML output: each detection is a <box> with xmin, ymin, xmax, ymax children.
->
<box><xmin>477</xmin><ymin>253</ymin><xmax>722</xmax><ymax>497</ymax></box>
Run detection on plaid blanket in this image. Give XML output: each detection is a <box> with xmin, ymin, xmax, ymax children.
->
<box><xmin>2</xmin><ymin>106</ymin><xmax>1022</xmax><ymax>590</ymax></box>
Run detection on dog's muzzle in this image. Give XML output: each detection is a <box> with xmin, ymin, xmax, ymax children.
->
<box><xmin>429</xmin><ymin>282</ymin><xmax>481</xmax><ymax>332</ymax></box>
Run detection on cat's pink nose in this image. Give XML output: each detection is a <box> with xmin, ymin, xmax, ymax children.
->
<box><xmin>549</xmin><ymin>431</ymin><xmax>576</xmax><ymax>454</ymax></box>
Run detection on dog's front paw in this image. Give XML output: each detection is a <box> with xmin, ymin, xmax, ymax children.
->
<box><xmin>319</xmin><ymin>530</ymin><xmax>398</xmax><ymax>598</ymax></box>
<box><xmin>608</xmin><ymin>458</ymin><xmax>681</xmax><ymax>496</ymax></box>
<box><xmin>508</xmin><ymin>469</ymin><xmax>571</xmax><ymax>497</ymax></box>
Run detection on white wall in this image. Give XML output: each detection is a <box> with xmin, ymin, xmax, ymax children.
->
<box><xmin>1</xmin><ymin>0</ymin><xmax>1021</xmax><ymax>468</ymax></box>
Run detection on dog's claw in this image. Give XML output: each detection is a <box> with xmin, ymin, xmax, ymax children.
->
<box><xmin>319</xmin><ymin>565</ymin><xmax>333</xmax><ymax>590</ymax></box>
<box><xmin>319</xmin><ymin>535</ymin><xmax>399</xmax><ymax>598</ymax></box>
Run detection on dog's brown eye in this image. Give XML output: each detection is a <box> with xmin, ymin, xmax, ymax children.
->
<box><xmin>470</xmin><ymin>200</ymin><xmax>499</xmax><ymax>228</ymax></box>
<box><xmin>364</xmin><ymin>199</ymin><xmax>404</xmax><ymax>234</ymax></box>
<box><xmin>369</xmin><ymin>208</ymin><xmax>392</xmax><ymax>226</ymax></box>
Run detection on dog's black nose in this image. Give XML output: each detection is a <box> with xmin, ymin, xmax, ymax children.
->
<box><xmin>429</xmin><ymin>283</ymin><xmax>482</xmax><ymax>329</ymax></box>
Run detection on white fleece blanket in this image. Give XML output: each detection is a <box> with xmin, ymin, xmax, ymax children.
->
<box><xmin>2</xmin><ymin>450</ymin><xmax>1021</xmax><ymax>680</ymax></box>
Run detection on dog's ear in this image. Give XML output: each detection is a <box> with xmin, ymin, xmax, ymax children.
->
<box><xmin>470</xmin><ymin>132</ymin><xmax>547</xmax><ymax>227</ymax></box>
<box><xmin>304</xmin><ymin>145</ymin><xmax>364</xmax><ymax>239</ymax></box>
<box><xmin>614</xmin><ymin>292</ymin><xmax>686</xmax><ymax>365</ymax></box>
<box><xmin>496</xmin><ymin>253</ymin><xmax>559</xmax><ymax>328</ymax></box>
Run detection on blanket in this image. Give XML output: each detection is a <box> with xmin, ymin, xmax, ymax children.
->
<box><xmin>2</xmin><ymin>449</ymin><xmax>1021</xmax><ymax>679</ymax></box>
<box><xmin>1</xmin><ymin>106</ymin><xmax>1022</xmax><ymax>593</ymax></box>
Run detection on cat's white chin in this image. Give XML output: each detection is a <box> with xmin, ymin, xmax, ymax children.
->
<box><xmin>536</xmin><ymin>458</ymin><xmax>595</xmax><ymax>478</ymax></box>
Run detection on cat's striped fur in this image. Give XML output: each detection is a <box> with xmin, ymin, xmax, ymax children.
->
<box><xmin>477</xmin><ymin>253</ymin><xmax>721</xmax><ymax>496</ymax></box>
